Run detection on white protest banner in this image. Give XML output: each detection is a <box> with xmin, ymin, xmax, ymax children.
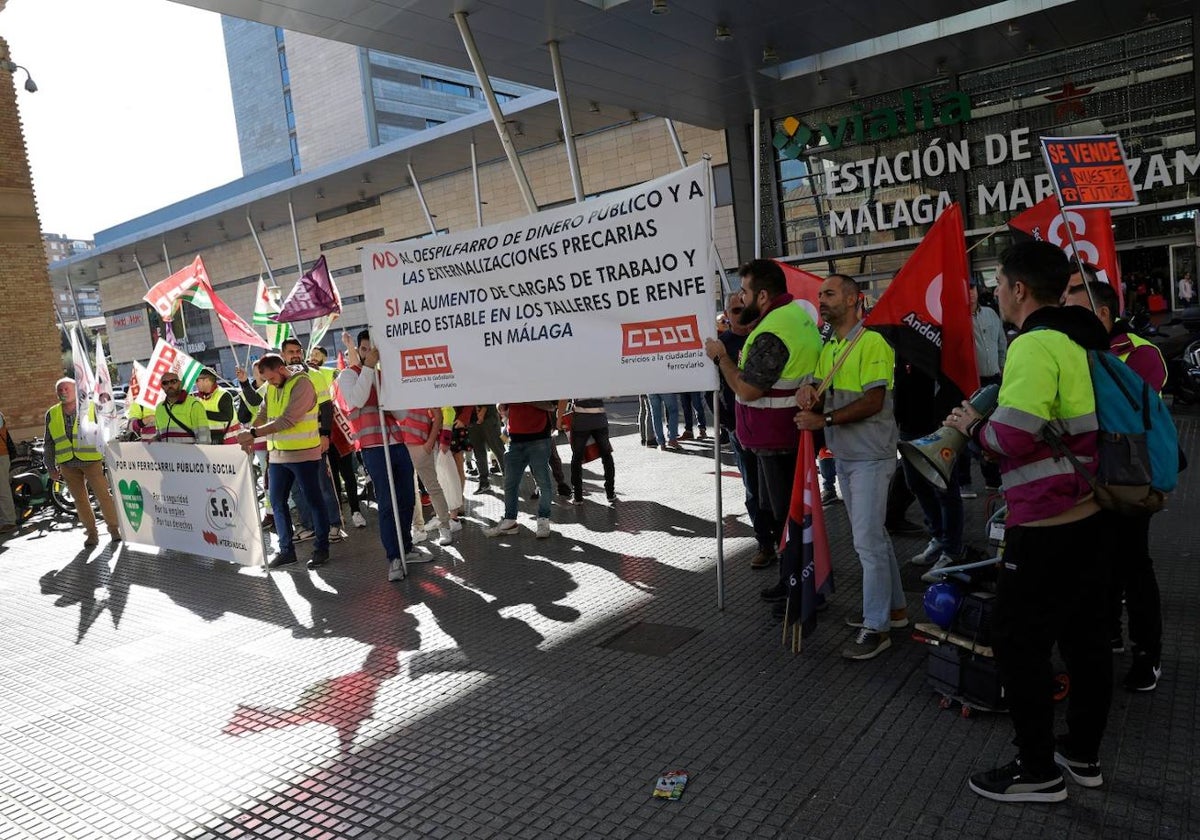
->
<box><xmin>361</xmin><ymin>162</ymin><xmax>717</xmax><ymax>407</ymax></box>
<box><xmin>106</xmin><ymin>441</ymin><xmax>266</xmax><ymax>567</ymax></box>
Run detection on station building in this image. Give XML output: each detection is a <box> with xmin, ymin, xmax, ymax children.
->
<box><xmin>44</xmin><ymin>1</ymin><xmax>1200</xmax><ymax>382</ymax></box>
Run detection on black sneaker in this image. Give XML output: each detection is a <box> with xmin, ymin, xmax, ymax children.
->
<box><xmin>307</xmin><ymin>549</ymin><xmax>330</xmax><ymax>569</ymax></box>
<box><xmin>759</xmin><ymin>582</ymin><xmax>787</xmax><ymax>603</ymax></box>
<box><xmin>557</xmin><ymin>484</ymin><xmax>573</xmax><ymax>498</ymax></box>
<box><xmin>475</xmin><ymin>481</ymin><xmax>491</xmax><ymax>494</ymax></box>
<box><xmin>268</xmin><ymin>551</ymin><xmax>298</xmax><ymax>569</ymax></box>
<box><xmin>1122</xmin><ymin>656</ymin><xmax>1161</xmax><ymax>692</ymax></box>
<box><xmin>841</xmin><ymin>627</ymin><xmax>891</xmax><ymax>660</ymax></box>
<box><xmin>969</xmin><ymin>758</ymin><xmax>1067</xmax><ymax>803</ymax></box>
<box><xmin>1053</xmin><ymin>741</ymin><xmax>1104</xmax><ymax>788</ymax></box>
<box><xmin>820</xmin><ymin>488</ymin><xmax>840</xmax><ymax>506</ymax></box>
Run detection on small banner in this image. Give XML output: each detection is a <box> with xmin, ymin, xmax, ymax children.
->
<box><xmin>105</xmin><ymin>441</ymin><xmax>265</xmax><ymax>567</ymax></box>
<box><xmin>136</xmin><ymin>339</ymin><xmax>205</xmax><ymax>410</ymax></box>
<box><xmin>1040</xmin><ymin>135</ymin><xmax>1138</xmax><ymax>209</ymax></box>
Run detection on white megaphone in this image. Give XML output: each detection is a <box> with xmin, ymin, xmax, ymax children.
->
<box><xmin>898</xmin><ymin>384</ymin><xmax>1001</xmax><ymax>491</ymax></box>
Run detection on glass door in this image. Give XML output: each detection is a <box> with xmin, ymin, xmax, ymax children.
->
<box><xmin>1169</xmin><ymin>243</ymin><xmax>1197</xmax><ymax>310</ymax></box>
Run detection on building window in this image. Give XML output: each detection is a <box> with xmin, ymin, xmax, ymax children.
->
<box><xmin>421</xmin><ymin>76</ymin><xmax>473</xmax><ymax>98</ymax></box>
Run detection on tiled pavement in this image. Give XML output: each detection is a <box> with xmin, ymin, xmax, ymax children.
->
<box><xmin>1</xmin><ymin>402</ymin><xmax>1197</xmax><ymax>840</ymax></box>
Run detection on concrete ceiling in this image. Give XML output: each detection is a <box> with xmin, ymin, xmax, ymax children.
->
<box><xmin>169</xmin><ymin>0</ymin><xmax>1198</xmax><ymax>128</ymax></box>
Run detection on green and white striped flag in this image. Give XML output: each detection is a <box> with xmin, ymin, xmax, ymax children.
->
<box><xmin>252</xmin><ymin>275</ymin><xmax>291</xmax><ymax>349</ymax></box>
<box><xmin>181</xmin><ymin>284</ymin><xmax>213</xmax><ymax>309</ymax></box>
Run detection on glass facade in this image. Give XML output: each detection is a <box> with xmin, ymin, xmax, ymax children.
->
<box><xmin>773</xmin><ymin>19</ymin><xmax>1198</xmax><ymax>284</ymax></box>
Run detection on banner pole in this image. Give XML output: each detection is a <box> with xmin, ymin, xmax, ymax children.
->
<box><xmin>373</xmin><ymin>366</ymin><xmax>407</xmax><ymax>580</ymax></box>
<box><xmin>407</xmin><ymin>163</ymin><xmax>439</xmax><ymax>236</ymax></box>
<box><xmin>470</xmin><ymin>140</ymin><xmax>484</xmax><ymax>228</ymax></box>
<box><xmin>712</xmin><ymin>386</ymin><xmax>724</xmax><ymax>610</ymax></box>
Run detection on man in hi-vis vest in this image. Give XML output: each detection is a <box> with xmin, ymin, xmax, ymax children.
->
<box><xmin>238</xmin><ymin>353</ymin><xmax>331</xmax><ymax>569</ymax></box>
<box><xmin>194</xmin><ymin>369</ymin><xmax>241</xmax><ymax>444</ymax></box>
<box><xmin>43</xmin><ymin>378</ymin><xmax>121</xmax><ymax>547</ymax></box>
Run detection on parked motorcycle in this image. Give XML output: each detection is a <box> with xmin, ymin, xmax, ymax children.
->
<box><xmin>8</xmin><ymin>439</ymin><xmax>81</xmax><ymax>522</ymax></box>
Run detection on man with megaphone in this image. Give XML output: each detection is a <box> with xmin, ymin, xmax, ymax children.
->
<box><xmin>943</xmin><ymin>241</ymin><xmax>1112</xmax><ymax>805</ymax></box>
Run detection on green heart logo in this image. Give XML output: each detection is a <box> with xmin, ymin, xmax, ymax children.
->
<box><xmin>118</xmin><ymin>479</ymin><xmax>144</xmax><ymax>531</ymax></box>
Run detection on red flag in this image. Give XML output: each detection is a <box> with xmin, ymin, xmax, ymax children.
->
<box><xmin>144</xmin><ymin>256</ymin><xmax>208</xmax><ymax>320</ymax></box>
<box><xmin>193</xmin><ymin>271</ymin><xmax>272</xmax><ymax>349</ymax></box>
<box><xmin>776</xmin><ymin>261</ymin><xmax>824</xmax><ymax>326</ymax></box>
<box><xmin>1008</xmin><ymin>195</ymin><xmax>1123</xmax><ymax>312</ymax></box>
<box><xmin>863</xmin><ymin>203</ymin><xmax>979</xmax><ymax>398</ymax></box>
<box><xmin>780</xmin><ymin>430</ymin><xmax>833</xmax><ymax>641</ymax></box>
<box><xmin>274</xmin><ymin>255</ymin><xmax>341</xmax><ymax>322</ymax></box>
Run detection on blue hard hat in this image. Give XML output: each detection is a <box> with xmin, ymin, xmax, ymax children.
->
<box><xmin>923</xmin><ymin>582</ymin><xmax>963</xmax><ymax>630</ymax></box>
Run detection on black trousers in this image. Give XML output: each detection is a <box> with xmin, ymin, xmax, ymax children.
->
<box><xmin>993</xmin><ymin>514</ymin><xmax>1112</xmax><ymax>770</ymax></box>
<box><xmin>755</xmin><ymin>449</ymin><xmax>797</xmax><ymax>583</ymax></box>
<box><xmin>328</xmin><ymin>447</ymin><xmax>361</xmax><ymax>515</ymax></box>
<box><xmin>468</xmin><ymin>410</ymin><xmax>506</xmax><ymax>482</ymax></box>
<box><xmin>569</xmin><ymin>427</ymin><xmax>615</xmax><ymax>498</ymax></box>
<box><xmin>1106</xmin><ymin>511</ymin><xmax>1161</xmax><ymax>661</ymax></box>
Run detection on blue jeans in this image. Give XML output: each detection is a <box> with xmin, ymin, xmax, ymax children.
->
<box><xmin>360</xmin><ymin>444</ymin><xmax>415</xmax><ymax>560</ymax></box>
<box><xmin>503</xmin><ymin>437</ymin><xmax>553</xmax><ymax>520</ymax></box>
<box><xmin>900</xmin><ymin>433</ymin><xmax>964</xmax><ymax>556</ymax></box>
<box><xmin>679</xmin><ymin>391</ymin><xmax>708</xmax><ymax>433</ymax></box>
<box><xmin>648</xmin><ymin>393</ymin><xmax>679</xmax><ymax>445</ymax></box>
<box><xmin>269</xmin><ymin>460</ymin><xmax>330</xmax><ymax>555</ymax></box>
<box><xmin>294</xmin><ymin>453</ymin><xmax>344</xmax><ymax>530</ymax></box>
<box><xmin>838</xmin><ymin>457</ymin><xmax>905</xmax><ymax>633</ymax></box>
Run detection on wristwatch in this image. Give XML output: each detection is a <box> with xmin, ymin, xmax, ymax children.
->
<box><xmin>824</xmin><ymin>413</ymin><xmax>835</xmax><ymax>427</ymax></box>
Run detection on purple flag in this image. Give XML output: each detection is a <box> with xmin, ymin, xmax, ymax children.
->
<box><xmin>273</xmin><ymin>255</ymin><xmax>341</xmax><ymax>323</ymax></box>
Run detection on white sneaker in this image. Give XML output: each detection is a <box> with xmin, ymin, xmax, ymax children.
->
<box><xmin>351</xmin><ymin>512</ymin><xmax>367</xmax><ymax>529</ymax></box>
<box><xmin>424</xmin><ymin>517</ymin><xmax>442</xmax><ymax>531</ymax></box>
<box><xmin>535</xmin><ymin>517</ymin><xmax>551</xmax><ymax>539</ymax></box>
<box><xmin>437</xmin><ymin>527</ymin><xmax>453</xmax><ymax>546</ymax></box>
<box><xmin>412</xmin><ymin>526</ymin><xmax>428</xmax><ymax>542</ymax></box>
<box><xmin>405</xmin><ymin>548</ymin><xmax>434</xmax><ymax>564</ymax></box>
<box><xmin>387</xmin><ymin>557</ymin><xmax>405</xmax><ymax>582</ymax></box>
<box><xmin>910</xmin><ymin>539</ymin><xmax>942</xmax><ymax>566</ymax></box>
<box><xmin>448</xmin><ymin>518</ymin><xmax>462</xmax><ymax>532</ymax></box>
<box><xmin>484</xmin><ymin>519</ymin><xmax>519</xmax><ymax>537</ymax></box>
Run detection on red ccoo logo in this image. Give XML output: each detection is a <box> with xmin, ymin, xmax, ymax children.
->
<box><xmin>621</xmin><ymin>315</ymin><xmax>703</xmax><ymax>356</ymax></box>
<box><xmin>401</xmin><ymin>345</ymin><xmax>453</xmax><ymax>377</ymax></box>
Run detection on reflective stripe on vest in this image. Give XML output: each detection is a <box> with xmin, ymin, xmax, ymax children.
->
<box><xmin>735</xmin><ymin>301</ymin><xmax>820</xmax><ymax>449</ymax></box>
<box><xmin>341</xmin><ymin>366</ymin><xmax>404</xmax><ymax>449</ymax></box>
<box><xmin>397</xmin><ymin>409</ymin><xmax>433</xmax><ymax>445</ymax></box>
<box><xmin>266</xmin><ymin>372</ymin><xmax>320</xmax><ymax>450</ymax></box>
<box><xmin>196</xmin><ymin>387</ymin><xmax>243</xmax><ymax>444</ymax></box>
<box><xmin>46</xmin><ymin>404</ymin><xmax>103</xmax><ymax>463</ymax></box>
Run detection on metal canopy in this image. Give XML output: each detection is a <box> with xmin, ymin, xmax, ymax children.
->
<box><xmin>51</xmin><ymin>90</ymin><xmax>637</xmax><ymax>287</ymax></box>
<box><xmin>170</xmin><ymin>0</ymin><xmax>1195</xmax><ymax>129</ymax></box>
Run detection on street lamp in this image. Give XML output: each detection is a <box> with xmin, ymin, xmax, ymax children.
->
<box><xmin>1</xmin><ymin>58</ymin><xmax>38</xmax><ymax>92</ymax></box>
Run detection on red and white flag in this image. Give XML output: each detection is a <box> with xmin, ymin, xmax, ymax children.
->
<box><xmin>864</xmin><ymin>203</ymin><xmax>979</xmax><ymax>399</ymax></box>
<box><xmin>1008</xmin><ymin>195</ymin><xmax>1123</xmax><ymax>312</ymax></box>
<box><xmin>144</xmin><ymin>256</ymin><xmax>209</xmax><ymax>320</ymax></box>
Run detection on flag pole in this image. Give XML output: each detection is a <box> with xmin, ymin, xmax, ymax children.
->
<box><xmin>712</xmin><ymin>386</ymin><xmax>724</xmax><ymax>610</ymax></box>
<box><xmin>965</xmin><ymin>222</ymin><xmax>1007</xmax><ymax>255</ymax></box>
<box><xmin>1055</xmin><ymin>205</ymin><xmax>1100</xmax><ymax>313</ymax></box>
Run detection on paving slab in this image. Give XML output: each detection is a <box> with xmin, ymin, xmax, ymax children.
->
<box><xmin>0</xmin><ymin>403</ymin><xmax>1196</xmax><ymax>839</ymax></box>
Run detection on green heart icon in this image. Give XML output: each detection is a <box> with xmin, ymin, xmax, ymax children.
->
<box><xmin>118</xmin><ymin>479</ymin><xmax>144</xmax><ymax>531</ymax></box>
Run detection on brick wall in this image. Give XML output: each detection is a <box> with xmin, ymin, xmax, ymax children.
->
<box><xmin>0</xmin><ymin>36</ymin><xmax>66</xmax><ymax>441</ymax></box>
